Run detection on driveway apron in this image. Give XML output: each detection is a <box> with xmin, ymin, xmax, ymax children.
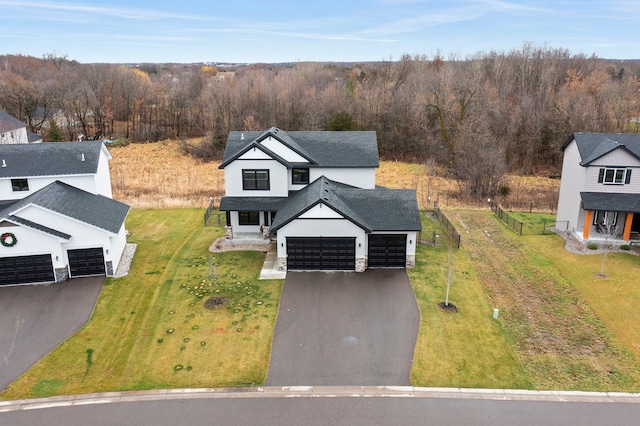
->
<box><xmin>0</xmin><ymin>277</ymin><xmax>104</xmax><ymax>390</ymax></box>
<box><xmin>267</xmin><ymin>269</ymin><xmax>419</xmax><ymax>386</ymax></box>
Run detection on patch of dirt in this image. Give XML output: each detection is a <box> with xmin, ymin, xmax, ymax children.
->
<box><xmin>204</xmin><ymin>296</ymin><xmax>229</xmax><ymax>309</ymax></box>
<box><xmin>438</xmin><ymin>301</ymin><xmax>458</xmax><ymax>312</ymax></box>
<box><xmin>209</xmin><ymin>237</ymin><xmax>270</xmax><ymax>253</ymax></box>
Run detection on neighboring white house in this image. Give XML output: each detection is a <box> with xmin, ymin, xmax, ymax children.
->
<box><xmin>0</xmin><ymin>110</ymin><xmax>42</xmax><ymax>144</ymax></box>
<box><xmin>219</xmin><ymin>127</ymin><xmax>421</xmax><ymax>272</ymax></box>
<box><xmin>0</xmin><ymin>139</ymin><xmax>130</xmax><ymax>286</ymax></box>
<box><xmin>556</xmin><ymin>133</ymin><xmax>640</xmax><ymax>244</ymax></box>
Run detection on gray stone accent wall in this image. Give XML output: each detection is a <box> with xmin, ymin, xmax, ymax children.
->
<box><xmin>277</xmin><ymin>257</ymin><xmax>287</xmax><ymax>271</ymax></box>
<box><xmin>225</xmin><ymin>226</ymin><xmax>233</xmax><ymax>239</ymax></box>
<box><xmin>106</xmin><ymin>261</ymin><xmax>114</xmax><ymax>276</ymax></box>
<box><xmin>355</xmin><ymin>257</ymin><xmax>366</xmax><ymax>272</ymax></box>
<box><xmin>54</xmin><ymin>267</ymin><xmax>69</xmax><ymax>283</ymax></box>
<box><xmin>406</xmin><ymin>255</ymin><xmax>416</xmax><ymax>269</ymax></box>
<box><xmin>262</xmin><ymin>225</ymin><xmax>270</xmax><ymax>239</ymax></box>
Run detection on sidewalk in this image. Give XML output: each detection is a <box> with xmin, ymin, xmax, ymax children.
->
<box><xmin>2</xmin><ymin>386</ymin><xmax>639</xmax><ymax>412</ymax></box>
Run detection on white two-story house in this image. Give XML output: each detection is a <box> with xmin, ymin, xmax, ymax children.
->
<box><xmin>219</xmin><ymin>127</ymin><xmax>421</xmax><ymax>272</ymax></box>
<box><xmin>0</xmin><ymin>139</ymin><xmax>130</xmax><ymax>286</ymax></box>
<box><xmin>556</xmin><ymin>133</ymin><xmax>640</xmax><ymax>243</ymax></box>
<box><xmin>0</xmin><ymin>109</ymin><xmax>42</xmax><ymax>144</ymax></box>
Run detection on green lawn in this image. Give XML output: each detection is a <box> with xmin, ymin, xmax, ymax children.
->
<box><xmin>528</xmin><ymin>234</ymin><xmax>640</xmax><ymax>363</ymax></box>
<box><xmin>3</xmin><ymin>208</ymin><xmax>640</xmax><ymax>399</ymax></box>
<box><xmin>449</xmin><ymin>210</ymin><xmax>640</xmax><ymax>391</ymax></box>
<box><xmin>409</xmin><ymin>241</ymin><xmax>531</xmax><ymax>389</ymax></box>
<box><xmin>1</xmin><ymin>209</ymin><xmax>283</xmax><ymax>399</ymax></box>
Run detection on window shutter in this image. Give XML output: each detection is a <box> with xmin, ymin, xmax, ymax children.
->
<box><xmin>625</xmin><ymin>169</ymin><xmax>632</xmax><ymax>184</ymax></box>
<box><xmin>598</xmin><ymin>168</ymin><xmax>604</xmax><ymax>183</ymax></box>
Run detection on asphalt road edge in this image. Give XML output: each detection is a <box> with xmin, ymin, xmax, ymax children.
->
<box><xmin>1</xmin><ymin>386</ymin><xmax>640</xmax><ymax>412</ymax></box>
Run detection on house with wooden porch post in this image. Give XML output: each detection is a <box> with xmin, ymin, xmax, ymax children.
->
<box><xmin>556</xmin><ymin>133</ymin><xmax>640</xmax><ymax>245</ymax></box>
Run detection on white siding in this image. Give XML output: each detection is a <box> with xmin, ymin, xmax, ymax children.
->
<box><xmin>590</xmin><ymin>148</ymin><xmax>640</xmax><ymax>168</ymax></box>
<box><xmin>276</xmin><ymin>219</ymin><xmax>366</xmax><ymax>258</ymax></box>
<box><xmin>224</xmin><ymin>159</ymin><xmax>289</xmax><ymax>196</ymax></box>
<box><xmin>108</xmin><ymin>224</ymin><xmax>128</xmax><ymax>273</ymax></box>
<box><xmin>94</xmin><ymin>149</ymin><xmax>113</xmax><ymax>197</ymax></box>
<box><xmin>308</xmin><ymin>168</ymin><xmax>376</xmax><ymax>189</ymax></box>
<box><xmin>228</xmin><ymin>210</ymin><xmax>266</xmax><ymax>233</ymax></box>
<box><xmin>0</xmin><ymin>224</ymin><xmax>64</xmax><ymax>269</ymax></box>
<box><xmin>238</xmin><ymin>148</ymin><xmax>273</xmax><ymax>160</ymax></box>
<box><xmin>298</xmin><ymin>203</ymin><xmax>343</xmax><ymax>219</ymax></box>
<box><xmin>556</xmin><ymin>140</ymin><xmax>587</xmax><ymax>231</ymax></box>
<box><xmin>0</xmin><ymin>175</ymin><xmax>97</xmax><ymax>201</ymax></box>
<box><xmin>260</xmin><ymin>136</ymin><xmax>309</xmax><ymax>163</ymax></box>
<box><xmin>0</xmin><ymin>127</ymin><xmax>29</xmax><ymax>144</ymax></box>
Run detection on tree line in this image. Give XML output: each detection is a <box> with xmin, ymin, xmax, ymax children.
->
<box><xmin>1</xmin><ymin>45</ymin><xmax>639</xmax><ymax>198</ymax></box>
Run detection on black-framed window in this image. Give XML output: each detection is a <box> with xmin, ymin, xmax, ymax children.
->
<box><xmin>238</xmin><ymin>211</ymin><xmax>260</xmax><ymax>225</ymax></box>
<box><xmin>292</xmin><ymin>168</ymin><xmax>310</xmax><ymax>185</ymax></box>
<box><xmin>11</xmin><ymin>178</ymin><xmax>29</xmax><ymax>192</ymax></box>
<box><xmin>593</xmin><ymin>211</ymin><xmax>618</xmax><ymax>227</ymax></box>
<box><xmin>242</xmin><ymin>169</ymin><xmax>270</xmax><ymax>190</ymax></box>
<box><xmin>598</xmin><ymin>168</ymin><xmax>631</xmax><ymax>185</ymax></box>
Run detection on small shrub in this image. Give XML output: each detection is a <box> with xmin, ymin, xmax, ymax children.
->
<box><xmin>587</xmin><ymin>243</ymin><xmax>598</xmax><ymax>250</ymax></box>
<box><xmin>620</xmin><ymin>244</ymin><xmax>630</xmax><ymax>250</ymax></box>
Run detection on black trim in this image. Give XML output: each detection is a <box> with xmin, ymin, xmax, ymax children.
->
<box><xmin>626</xmin><ymin>169</ymin><xmax>632</xmax><ymax>184</ymax></box>
<box><xmin>287</xmin><ymin>237</ymin><xmax>355</xmax><ymax>270</ymax></box>
<box><xmin>368</xmin><ymin>234</ymin><xmax>406</xmax><ymax>268</ymax></box>
<box><xmin>598</xmin><ymin>168</ymin><xmax>604</xmax><ymax>183</ymax></box>
<box><xmin>68</xmin><ymin>248</ymin><xmax>106</xmax><ymax>277</ymax></box>
<box><xmin>0</xmin><ymin>254</ymin><xmax>54</xmax><ymax>285</ymax></box>
<box><xmin>11</xmin><ymin>178</ymin><xmax>29</xmax><ymax>192</ymax></box>
<box><xmin>292</xmin><ymin>168</ymin><xmax>310</xmax><ymax>185</ymax></box>
<box><xmin>242</xmin><ymin>169</ymin><xmax>270</xmax><ymax>190</ymax></box>
<box><xmin>225</xmin><ymin>211</ymin><xmax>231</xmax><ymax>227</ymax></box>
<box><xmin>239</xmin><ymin>211</ymin><xmax>260</xmax><ymax>225</ymax></box>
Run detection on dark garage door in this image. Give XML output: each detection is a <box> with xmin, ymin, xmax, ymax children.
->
<box><xmin>368</xmin><ymin>234</ymin><xmax>406</xmax><ymax>268</ymax></box>
<box><xmin>68</xmin><ymin>248</ymin><xmax>105</xmax><ymax>277</ymax></box>
<box><xmin>287</xmin><ymin>237</ymin><xmax>355</xmax><ymax>271</ymax></box>
<box><xmin>0</xmin><ymin>254</ymin><xmax>55</xmax><ymax>286</ymax></box>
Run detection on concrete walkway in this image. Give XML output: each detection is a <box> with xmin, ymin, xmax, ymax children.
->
<box><xmin>259</xmin><ymin>243</ymin><xmax>286</xmax><ymax>280</ymax></box>
<box><xmin>1</xmin><ymin>386</ymin><xmax>639</xmax><ymax>413</ymax></box>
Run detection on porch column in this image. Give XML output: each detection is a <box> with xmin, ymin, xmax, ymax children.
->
<box><xmin>583</xmin><ymin>210</ymin><xmax>593</xmax><ymax>239</ymax></box>
<box><xmin>623</xmin><ymin>212</ymin><xmax>633</xmax><ymax>240</ymax></box>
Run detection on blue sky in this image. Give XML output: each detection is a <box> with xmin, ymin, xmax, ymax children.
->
<box><xmin>1</xmin><ymin>0</ymin><xmax>639</xmax><ymax>63</ymax></box>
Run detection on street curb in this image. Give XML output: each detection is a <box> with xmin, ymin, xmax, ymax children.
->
<box><xmin>1</xmin><ymin>387</ymin><xmax>639</xmax><ymax>412</ymax></box>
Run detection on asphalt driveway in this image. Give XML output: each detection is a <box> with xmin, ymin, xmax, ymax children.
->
<box><xmin>266</xmin><ymin>269</ymin><xmax>419</xmax><ymax>386</ymax></box>
<box><xmin>0</xmin><ymin>277</ymin><xmax>104</xmax><ymax>390</ymax></box>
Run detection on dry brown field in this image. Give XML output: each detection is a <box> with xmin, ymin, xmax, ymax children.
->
<box><xmin>109</xmin><ymin>139</ymin><xmax>560</xmax><ymax>211</ymax></box>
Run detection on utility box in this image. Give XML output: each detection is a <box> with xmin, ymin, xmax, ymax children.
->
<box><xmin>492</xmin><ymin>308</ymin><xmax>499</xmax><ymax>319</ymax></box>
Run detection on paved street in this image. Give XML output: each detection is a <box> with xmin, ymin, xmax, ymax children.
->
<box><xmin>2</xmin><ymin>391</ymin><xmax>639</xmax><ymax>426</ymax></box>
<box><xmin>267</xmin><ymin>269</ymin><xmax>419</xmax><ymax>386</ymax></box>
<box><xmin>0</xmin><ymin>278</ymin><xmax>104</xmax><ymax>390</ymax></box>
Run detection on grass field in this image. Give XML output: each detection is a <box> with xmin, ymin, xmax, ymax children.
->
<box><xmin>409</xmin><ymin>215</ymin><xmax>530</xmax><ymax>388</ymax></box>
<box><xmin>0</xmin><ymin>209</ymin><xmax>283</xmax><ymax>399</ymax></box>
<box><xmin>449</xmin><ymin>210</ymin><xmax>640</xmax><ymax>391</ymax></box>
<box><xmin>4</xmin><ymin>208</ymin><xmax>640</xmax><ymax>399</ymax></box>
<box><xmin>108</xmin><ymin>139</ymin><xmax>560</xmax><ymax>211</ymax></box>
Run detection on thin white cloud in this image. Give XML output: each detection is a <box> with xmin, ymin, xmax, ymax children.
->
<box><xmin>0</xmin><ymin>0</ymin><xmax>207</xmax><ymax>21</ymax></box>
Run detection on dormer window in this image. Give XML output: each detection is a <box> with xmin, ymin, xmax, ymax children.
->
<box><xmin>11</xmin><ymin>178</ymin><xmax>29</xmax><ymax>192</ymax></box>
<box><xmin>292</xmin><ymin>168</ymin><xmax>310</xmax><ymax>185</ymax></box>
<box><xmin>242</xmin><ymin>169</ymin><xmax>270</xmax><ymax>190</ymax></box>
<box><xmin>598</xmin><ymin>168</ymin><xmax>631</xmax><ymax>185</ymax></box>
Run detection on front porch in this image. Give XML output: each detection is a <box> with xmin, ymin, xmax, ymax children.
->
<box><xmin>580</xmin><ymin>210</ymin><xmax>638</xmax><ymax>246</ymax></box>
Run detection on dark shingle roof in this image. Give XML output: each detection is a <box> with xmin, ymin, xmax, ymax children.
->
<box><xmin>220</xmin><ymin>127</ymin><xmax>379</xmax><ymax>169</ymax></box>
<box><xmin>1</xmin><ymin>181</ymin><xmax>129</xmax><ymax>234</ymax></box>
<box><xmin>5</xmin><ymin>215</ymin><xmax>71</xmax><ymax>239</ymax></box>
<box><xmin>580</xmin><ymin>192</ymin><xmax>640</xmax><ymax>213</ymax></box>
<box><xmin>271</xmin><ymin>176</ymin><xmax>421</xmax><ymax>233</ymax></box>
<box><xmin>565</xmin><ymin>133</ymin><xmax>640</xmax><ymax>165</ymax></box>
<box><xmin>0</xmin><ymin>110</ymin><xmax>27</xmax><ymax>133</ymax></box>
<box><xmin>0</xmin><ymin>140</ymin><xmax>106</xmax><ymax>178</ymax></box>
<box><xmin>219</xmin><ymin>196</ymin><xmax>289</xmax><ymax>212</ymax></box>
